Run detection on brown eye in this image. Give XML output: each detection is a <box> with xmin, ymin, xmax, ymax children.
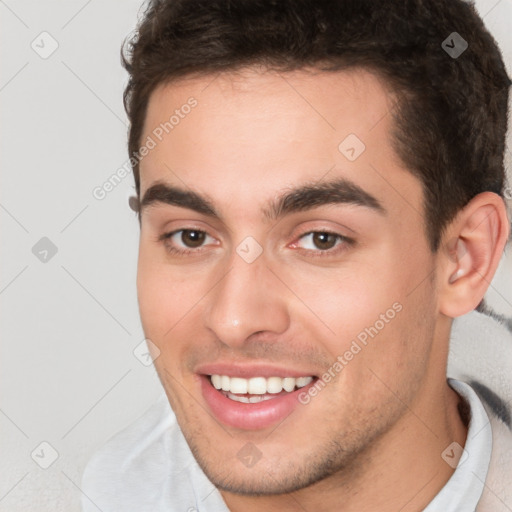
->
<box><xmin>293</xmin><ymin>230</ymin><xmax>353</xmax><ymax>257</ymax></box>
<box><xmin>181</xmin><ymin>230</ymin><xmax>206</xmax><ymax>248</ymax></box>
<box><xmin>311</xmin><ymin>232</ymin><xmax>338</xmax><ymax>250</ymax></box>
<box><xmin>159</xmin><ymin>228</ymin><xmax>216</xmax><ymax>256</ymax></box>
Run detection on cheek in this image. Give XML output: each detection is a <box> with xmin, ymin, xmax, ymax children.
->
<box><xmin>284</xmin><ymin>246</ymin><xmax>433</xmax><ymax>375</ymax></box>
<box><xmin>343</xmin><ymin>270</ymin><xmax>437</xmax><ymax>401</ymax></box>
<box><xmin>279</xmin><ymin>261</ymin><xmax>398</xmax><ymax>351</ymax></box>
<box><xmin>136</xmin><ymin>248</ymin><xmax>199</xmax><ymax>341</ymax></box>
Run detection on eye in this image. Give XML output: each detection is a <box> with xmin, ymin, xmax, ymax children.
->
<box><xmin>159</xmin><ymin>229</ymin><xmax>217</xmax><ymax>255</ymax></box>
<box><xmin>293</xmin><ymin>231</ymin><xmax>353</xmax><ymax>256</ymax></box>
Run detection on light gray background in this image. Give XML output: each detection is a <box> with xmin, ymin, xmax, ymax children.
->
<box><xmin>1</xmin><ymin>1</ymin><xmax>511</xmax><ymax>510</ymax></box>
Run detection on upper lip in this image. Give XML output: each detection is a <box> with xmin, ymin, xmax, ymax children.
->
<box><xmin>195</xmin><ymin>362</ymin><xmax>318</xmax><ymax>379</ymax></box>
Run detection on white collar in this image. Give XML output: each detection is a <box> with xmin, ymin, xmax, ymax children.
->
<box><xmin>423</xmin><ymin>379</ymin><xmax>493</xmax><ymax>511</ymax></box>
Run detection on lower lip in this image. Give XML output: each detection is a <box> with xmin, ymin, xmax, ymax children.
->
<box><xmin>200</xmin><ymin>375</ymin><xmax>315</xmax><ymax>430</ymax></box>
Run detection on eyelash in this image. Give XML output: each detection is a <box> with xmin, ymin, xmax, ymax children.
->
<box><xmin>290</xmin><ymin>231</ymin><xmax>355</xmax><ymax>257</ymax></box>
<box><xmin>158</xmin><ymin>230</ymin><xmax>215</xmax><ymax>257</ymax></box>
<box><xmin>158</xmin><ymin>229</ymin><xmax>355</xmax><ymax>258</ymax></box>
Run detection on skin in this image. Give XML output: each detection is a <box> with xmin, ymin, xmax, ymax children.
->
<box><xmin>136</xmin><ymin>67</ymin><xmax>509</xmax><ymax>511</ymax></box>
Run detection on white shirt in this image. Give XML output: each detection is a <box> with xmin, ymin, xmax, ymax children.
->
<box><xmin>81</xmin><ymin>378</ymin><xmax>492</xmax><ymax>512</ymax></box>
<box><xmin>423</xmin><ymin>379</ymin><xmax>492</xmax><ymax>512</ymax></box>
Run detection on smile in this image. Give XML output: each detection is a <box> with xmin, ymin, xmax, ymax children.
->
<box><xmin>210</xmin><ymin>374</ymin><xmax>314</xmax><ymax>398</ymax></box>
<box><xmin>200</xmin><ymin>372</ymin><xmax>317</xmax><ymax>430</ymax></box>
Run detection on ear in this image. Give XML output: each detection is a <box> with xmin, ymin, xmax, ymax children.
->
<box><xmin>438</xmin><ymin>191</ymin><xmax>510</xmax><ymax>318</ymax></box>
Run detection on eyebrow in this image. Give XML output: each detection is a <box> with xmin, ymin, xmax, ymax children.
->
<box><xmin>139</xmin><ymin>177</ymin><xmax>386</xmax><ymax>221</ymax></box>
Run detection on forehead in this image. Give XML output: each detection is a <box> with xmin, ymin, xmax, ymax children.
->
<box><xmin>139</xmin><ymin>67</ymin><xmax>421</xmax><ymax>220</ymax></box>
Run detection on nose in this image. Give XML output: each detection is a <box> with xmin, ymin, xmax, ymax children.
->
<box><xmin>203</xmin><ymin>250</ymin><xmax>290</xmax><ymax>348</ymax></box>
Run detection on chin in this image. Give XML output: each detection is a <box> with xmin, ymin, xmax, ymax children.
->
<box><xmin>183</xmin><ymin>432</ymin><xmax>367</xmax><ymax>497</ymax></box>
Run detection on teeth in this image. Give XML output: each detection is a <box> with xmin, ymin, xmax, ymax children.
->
<box><xmin>226</xmin><ymin>392</ymin><xmax>276</xmax><ymax>403</ymax></box>
<box><xmin>221</xmin><ymin>375</ymin><xmax>230</xmax><ymax>391</ymax></box>
<box><xmin>248</xmin><ymin>377</ymin><xmax>267</xmax><ymax>394</ymax></box>
<box><xmin>296</xmin><ymin>376</ymin><xmax>313</xmax><ymax>388</ymax></box>
<box><xmin>227</xmin><ymin>392</ymin><xmax>250</xmax><ymax>403</ymax></box>
<box><xmin>249</xmin><ymin>395</ymin><xmax>274</xmax><ymax>403</ymax></box>
<box><xmin>211</xmin><ymin>375</ymin><xmax>222</xmax><ymax>389</ymax></box>
<box><xmin>282</xmin><ymin>377</ymin><xmax>296</xmax><ymax>392</ymax></box>
<box><xmin>230</xmin><ymin>377</ymin><xmax>248</xmax><ymax>394</ymax></box>
<box><xmin>266</xmin><ymin>376</ymin><xmax>283</xmax><ymax>394</ymax></box>
<box><xmin>209</xmin><ymin>375</ymin><xmax>314</xmax><ymax>395</ymax></box>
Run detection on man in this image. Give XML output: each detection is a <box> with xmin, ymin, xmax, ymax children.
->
<box><xmin>82</xmin><ymin>0</ymin><xmax>512</xmax><ymax>510</ymax></box>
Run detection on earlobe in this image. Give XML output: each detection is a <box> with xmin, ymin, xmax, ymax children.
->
<box><xmin>439</xmin><ymin>192</ymin><xmax>509</xmax><ymax>318</ymax></box>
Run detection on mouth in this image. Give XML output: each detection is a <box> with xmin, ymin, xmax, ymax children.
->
<box><xmin>210</xmin><ymin>374</ymin><xmax>314</xmax><ymax>403</ymax></box>
<box><xmin>199</xmin><ymin>371</ymin><xmax>318</xmax><ymax>430</ymax></box>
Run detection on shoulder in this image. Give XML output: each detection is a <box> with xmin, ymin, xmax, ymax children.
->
<box><xmin>449</xmin><ymin>309</ymin><xmax>512</xmax><ymax>429</ymax></box>
<box><xmin>476</xmin><ymin>398</ymin><xmax>512</xmax><ymax>511</ymax></box>
<box><xmin>449</xmin><ymin>310</ymin><xmax>512</xmax><ymax>510</ymax></box>
<box><xmin>80</xmin><ymin>393</ymin><xmax>182</xmax><ymax>511</ymax></box>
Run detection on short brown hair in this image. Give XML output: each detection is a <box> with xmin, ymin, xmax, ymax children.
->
<box><xmin>121</xmin><ymin>0</ymin><xmax>510</xmax><ymax>250</ymax></box>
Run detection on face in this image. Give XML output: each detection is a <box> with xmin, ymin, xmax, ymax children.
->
<box><xmin>136</xmin><ymin>67</ymin><xmax>441</xmax><ymax>495</ymax></box>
